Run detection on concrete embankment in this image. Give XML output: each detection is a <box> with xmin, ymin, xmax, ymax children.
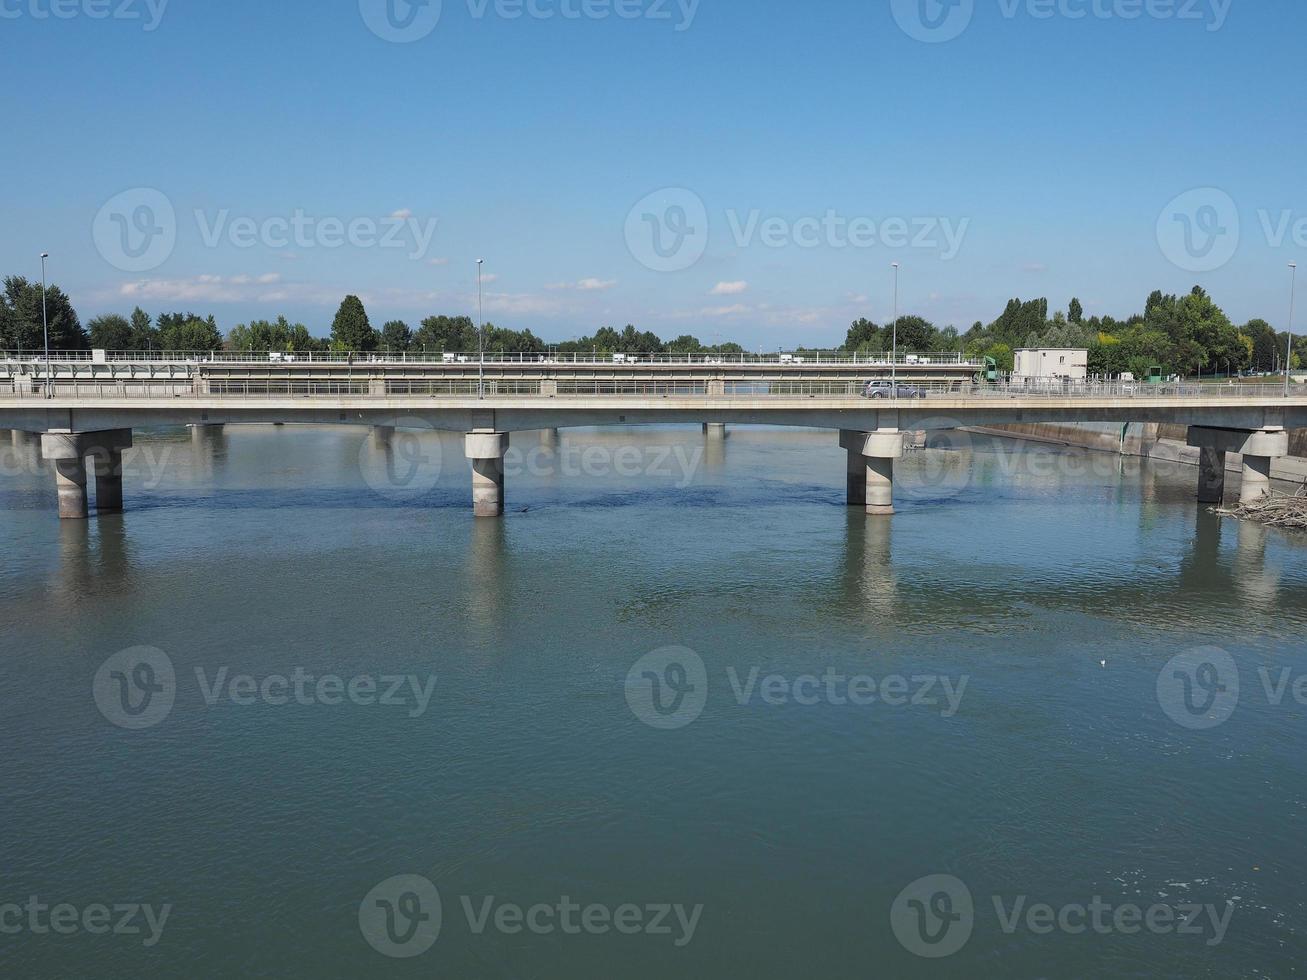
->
<box><xmin>966</xmin><ymin>422</ymin><xmax>1307</xmax><ymax>485</ymax></box>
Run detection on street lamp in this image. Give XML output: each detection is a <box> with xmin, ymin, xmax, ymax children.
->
<box><xmin>40</xmin><ymin>252</ymin><xmax>50</xmax><ymax>397</ymax></box>
<box><xmin>477</xmin><ymin>259</ymin><xmax>485</xmax><ymax>399</ymax></box>
<box><xmin>891</xmin><ymin>262</ymin><xmax>900</xmax><ymax>396</ymax></box>
<box><xmin>1286</xmin><ymin>262</ymin><xmax>1297</xmax><ymax>397</ymax></box>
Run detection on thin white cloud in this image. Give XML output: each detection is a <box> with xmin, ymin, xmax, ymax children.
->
<box><xmin>710</xmin><ymin>281</ymin><xmax>748</xmax><ymax>296</ymax></box>
<box><xmin>390</xmin><ymin>208</ymin><xmax>413</xmax><ymax>220</ymax></box>
<box><xmin>547</xmin><ymin>278</ymin><xmax>617</xmax><ymax>292</ymax></box>
<box><xmin>1022</xmin><ymin>262</ymin><xmax>1049</xmax><ymax>274</ymax></box>
<box><xmin>428</xmin><ymin>257</ymin><xmax>450</xmax><ymax>266</ymax></box>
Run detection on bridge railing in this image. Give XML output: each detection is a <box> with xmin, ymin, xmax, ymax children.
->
<box><xmin>0</xmin><ymin>350</ymin><xmax>980</xmax><ymax>367</ymax></box>
<box><xmin>0</xmin><ymin>379</ymin><xmax>1299</xmax><ymax>400</ymax></box>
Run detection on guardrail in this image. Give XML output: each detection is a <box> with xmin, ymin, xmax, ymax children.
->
<box><xmin>0</xmin><ymin>380</ymin><xmax>1300</xmax><ymax>400</ymax></box>
<box><xmin>0</xmin><ymin>350</ymin><xmax>980</xmax><ymax>367</ymax></box>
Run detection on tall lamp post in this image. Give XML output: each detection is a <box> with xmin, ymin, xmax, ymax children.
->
<box><xmin>40</xmin><ymin>252</ymin><xmax>50</xmax><ymax>397</ymax></box>
<box><xmin>1287</xmin><ymin>262</ymin><xmax>1298</xmax><ymax>397</ymax></box>
<box><xmin>891</xmin><ymin>262</ymin><xmax>900</xmax><ymax>396</ymax></box>
<box><xmin>477</xmin><ymin>259</ymin><xmax>485</xmax><ymax>399</ymax></box>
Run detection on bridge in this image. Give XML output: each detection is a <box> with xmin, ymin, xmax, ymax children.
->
<box><xmin>2</xmin><ymin>356</ymin><xmax>1303</xmax><ymax>520</ymax></box>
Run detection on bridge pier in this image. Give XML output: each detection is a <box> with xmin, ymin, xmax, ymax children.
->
<box><xmin>40</xmin><ymin>429</ymin><xmax>133</xmax><ymax>519</ymax></box>
<box><xmin>840</xmin><ymin>429</ymin><xmax>906</xmax><ymax>515</ymax></box>
<box><xmin>540</xmin><ymin>428</ymin><xmax>560</xmax><ymax>448</ymax></box>
<box><xmin>703</xmin><ymin>423</ymin><xmax>726</xmax><ymax>439</ymax></box>
<box><xmin>1187</xmin><ymin>426</ymin><xmax>1289</xmax><ymax>506</ymax></box>
<box><xmin>465</xmin><ymin>432</ymin><xmax>509</xmax><ymax>518</ymax></box>
<box><xmin>1197</xmin><ymin>447</ymin><xmax>1226</xmax><ymax>503</ymax></box>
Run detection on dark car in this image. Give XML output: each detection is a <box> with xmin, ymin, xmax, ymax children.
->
<box><xmin>860</xmin><ymin>380</ymin><xmax>924</xmax><ymax>399</ymax></box>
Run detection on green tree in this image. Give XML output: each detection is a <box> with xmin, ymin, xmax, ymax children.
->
<box><xmin>0</xmin><ymin>276</ymin><xmax>87</xmax><ymax>351</ymax></box>
<box><xmin>330</xmin><ymin>295</ymin><xmax>376</xmax><ymax>351</ymax></box>
<box><xmin>158</xmin><ymin>314</ymin><xmax>222</xmax><ymax>351</ymax></box>
<box><xmin>129</xmin><ymin>307</ymin><xmax>157</xmax><ymax>351</ymax></box>
<box><xmin>1068</xmin><ymin>297</ymin><xmax>1083</xmax><ymax>324</ymax></box>
<box><xmin>380</xmin><ymin>320</ymin><xmax>412</xmax><ymax>353</ymax></box>
<box><xmin>414</xmin><ymin>315</ymin><xmax>476</xmax><ymax>353</ymax></box>
<box><xmin>87</xmin><ymin>314</ymin><xmax>133</xmax><ymax>350</ymax></box>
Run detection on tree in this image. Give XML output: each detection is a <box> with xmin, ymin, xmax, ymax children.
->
<box><xmin>330</xmin><ymin>295</ymin><xmax>376</xmax><ymax>351</ymax></box>
<box><xmin>1243</xmin><ymin>319</ymin><xmax>1279</xmax><ymax>372</ymax></box>
<box><xmin>88</xmin><ymin>314</ymin><xmax>133</xmax><ymax>350</ymax></box>
<box><xmin>0</xmin><ymin>276</ymin><xmax>87</xmax><ymax>351</ymax></box>
<box><xmin>1068</xmin><ymin>298</ymin><xmax>1083</xmax><ymax>324</ymax></box>
<box><xmin>158</xmin><ymin>314</ymin><xmax>222</xmax><ymax>351</ymax></box>
<box><xmin>380</xmin><ymin>320</ymin><xmax>412</xmax><ymax>353</ymax></box>
<box><xmin>414</xmin><ymin>315</ymin><xmax>476</xmax><ymax>353</ymax></box>
<box><xmin>130</xmin><ymin>307</ymin><xmax>158</xmax><ymax>351</ymax></box>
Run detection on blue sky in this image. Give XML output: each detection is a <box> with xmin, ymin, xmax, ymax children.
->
<box><xmin>1</xmin><ymin>0</ymin><xmax>1302</xmax><ymax>347</ymax></box>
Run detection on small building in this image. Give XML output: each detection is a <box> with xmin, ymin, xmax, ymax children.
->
<box><xmin>1013</xmin><ymin>348</ymin><xmax>1088</xmax><ymax>383</ymax></box>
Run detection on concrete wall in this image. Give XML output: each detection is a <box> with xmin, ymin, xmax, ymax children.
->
<box><xmin>977</xmin><ymin>421</ymin><xmax>1307</xmax><ymax>485</ymax></box>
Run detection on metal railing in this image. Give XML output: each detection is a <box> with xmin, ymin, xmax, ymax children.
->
<box><xmin>0</xmin><ymin>349</ymin><xmax>980</xmax><ymax>367</ymax></box>
<box><xmin>0</xmin><ymin>379</ymin><xmax>1300</xmax><ymax>401</ymax></box>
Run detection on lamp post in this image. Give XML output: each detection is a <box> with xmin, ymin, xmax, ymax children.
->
<box><xmin>891</xmin><ymin>262</ymin><xmax>900</xmax><ymax>396</ymax></box>
<box><xmin>1287</xmin><ymin>262</ymin><xmax>1298</xmax><ymax>397</ymax></box>
<box><xmin>477</xmin><ymin>259</ymin><xmax>485</xmax><ymax>399</ymax></box>
<box><xmin>40</xmin><ymin>252</ymin><xmax>50</xmax><ymax>397</ymax></box>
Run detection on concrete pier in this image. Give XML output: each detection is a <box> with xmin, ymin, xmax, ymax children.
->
<box><xmin>53</xmin><ymin>456</ymin><xmax>89</xmax><ymax>519</ymax></box>
<box><xmin>703</xmin><ymin>423</ymin><xmax>726</xmax><ymax>439</ymax></box>
<box><xmin>1241</xmin><ymin>454</ymin><xmax>1273</xmax><ymax>505</ymax></box>
<box><xmin>1188</xmin><ymin>426</ymin><xmax>1289</xmax><ymax>506</ymax></box>
<box><xmin>90</xmin><ymin>448</ymin><xmax>125</xmax><ymax>512</ymax></box>
<box><xmin>840</xmin><ymin>429</ymin><xmax>866</xmax><ymax>507</ymax></box>
<box><xmin>540</xmin><ymin>428</ymin><xmax>560</xmax><ymax>448</ymax></box>
<box><xmin>465</xmin><ymin>432</ymin><xmax>509</xmax><ymax>518</ymax></box>
<box><xmin>40</xmin><ymin>430</ymin><xmax>134</xmax><ymax>520</ymax></box>
<box><xmin>840</xmin><ymin>429</ymin><xmax>906</xmax><ymax>516</ymax></box>
<box><xmin>1197</xmin><ymin>447</ymin><xmax>1226</xmax><ymax>503</ymax></box>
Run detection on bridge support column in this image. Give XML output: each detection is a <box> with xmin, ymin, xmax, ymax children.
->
<box><xmin>465</xmin><ymin>432</ymin><xmax>509</xmax><ymax>518</ymax></box>
<box><xmin>703</xmin><ymin>423</ymin><xmax>726</xmax><ymax>439</ymax></box>
<box><xmin>373</xmin><ymin>425</ymin><xmax>395</xmax><ymax>445</ymax></box>
<box><xmin>1187</xmin><ymin>426</ymin><xmax>1288</xmax><ymax>507</ymax></box>
<box><xmin>90</xmin><ymin>449</ymin><xmax>125</xmax><ymax>513</ymax></box>
<box><xmin>1197</xmin><ymin>448</ymin><xmax>1226</xmax><ymax>504</ymax></box>
<box><xmin>839</xmin><ymin>430</ymin><xmax>866</xmax><ymax>507</ymax></box>
<box><xmin>540</xmin><ymin>428</ymin><xmax>559</xmax><ymax>448</ymax></box>
<box><xmin>40</xmin><ymin>430</ymin><xmax>133</xmax><ymax>520</ymax></box>
<box><xmin>1241</xmin><ymin>455</ymin><xmax>1273</xmax><ymax>505</ymax></box>
<box><xmin>841</xmin><ymin>429</ymin><xmax>906</xmax><ymax>516</ymax></box>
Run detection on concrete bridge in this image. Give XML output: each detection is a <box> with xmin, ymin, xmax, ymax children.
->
<box><xmin>2</xmin><ymin>380</ymin><xmax>1303</xmax><ymax>519</ymax></box>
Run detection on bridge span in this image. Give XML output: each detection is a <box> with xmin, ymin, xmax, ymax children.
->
<box><xmin>2</xmin><ymin>382</ymin><xmax>1304</xmax><ymax>519</ymax></box>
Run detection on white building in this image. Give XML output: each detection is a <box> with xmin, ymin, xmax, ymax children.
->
<box><xmin>1012</xmin><ymin>348</ymin><xmax>1088</xmax><ymax>383</ymax></box>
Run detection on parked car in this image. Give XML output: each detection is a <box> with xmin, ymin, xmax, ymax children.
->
<box><xmin>861</xmin><ymin>380</ymin><xmax>924</xmax><ymax>399</ymax></box>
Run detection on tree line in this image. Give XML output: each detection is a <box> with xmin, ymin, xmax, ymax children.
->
<box><xmin>2</xmin><ymin>276</ymin><xmax>1303</xmax><ymax>377</ymax></box>
<box><xmin>837</xmin><ymin>288</ymin><xmax>1304</xmax><ymax>377</ymax></box>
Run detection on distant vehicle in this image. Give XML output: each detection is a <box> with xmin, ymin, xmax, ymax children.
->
<box><xmin>269</xmin><ymin>352</ymin><xmax>297</xmax><ymax>363</ymax></box>
<box><xmin>861</xmin><ymin>380</ymin><xmax>924</xmax><ymax>399</ymax></box>
<box><xmin>779</xmin><ymin>354</ymin><xmax>807</xmax><ymax>365</ymax></box>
